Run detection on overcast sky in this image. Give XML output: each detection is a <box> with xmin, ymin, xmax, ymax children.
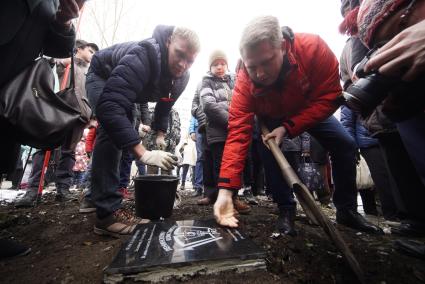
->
<box><xmin>78</xmin><ymin>0</ymin><xmax>345</xmax><ymax>133</ymax></box>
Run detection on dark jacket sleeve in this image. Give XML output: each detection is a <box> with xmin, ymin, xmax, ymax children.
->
<box><xmin>139</xmin><ymin>103</ymin><xmax>152</xmax><ymax>126</ymax></box>
<box><xmin>340</xmin><ymin>105</ymin><xmax>357</xmax><ymax>146</ymax></box>
<box><xmin>151</xmin><ymin>101</ymin><xmax>173</xmax><ymax>132</ymax></box>
<box><xmin>43</xmin><ymin>22</ymin><xmax>76</xmax><ymax>58</ymax></box>
<box><xmin>96</xmin><ymin>45</ymin><xmax>151</xmax><ymax>149</ymax></box>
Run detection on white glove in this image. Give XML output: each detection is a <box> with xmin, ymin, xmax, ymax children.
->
<box><xmin>156</xmin><ymin>135</ymin><xmax>166</xmax><ymax>150</ymax></box>
<box><xmin>138</xmin><ymin>124</ymin><xmax>150</xmax><ymax>138</ymax></box>
<box><xmin>140</xmin><ymin>150</ymin><xmax>177</xmax><ymax>170</ymax></box>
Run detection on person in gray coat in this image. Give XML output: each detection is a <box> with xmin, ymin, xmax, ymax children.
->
<box><xmin>198</xmin><ymin>50</ymin><xmax>251</xmax><ymax>213</ymax></box>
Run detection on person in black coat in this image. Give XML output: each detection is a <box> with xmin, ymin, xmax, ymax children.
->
<box><xmin>0</xmin><ymin>0</ymin><xmax>78</xmax><ymax>174</ymax></box>
<box><xmin>0</xmin><ymin>0</ymin><xmax>80</xmax><ymax>260</ymax></box>
<box><xmin>86</xmin><ymin>25</ymin><xmax>200</xmax><ymax>237</ymax></box>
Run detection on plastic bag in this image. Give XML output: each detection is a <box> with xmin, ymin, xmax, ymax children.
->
<box><xmin>356</xmin><ymin>155</ymin><xmax>374</xmax><ymax>190</ymax></box>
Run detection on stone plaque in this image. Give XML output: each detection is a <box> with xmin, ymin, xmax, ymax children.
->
<box><xmin>104</xmin><ymin>219</ymin><xmax>266</xmax><ymax>283</ymax></box>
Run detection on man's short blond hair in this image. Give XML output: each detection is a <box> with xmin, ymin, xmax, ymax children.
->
<box><xmin>239</xmin><ymin>16</ymin><xmax>283</xmax><ymax>55</ymax></box>
<box><xmin>171</xmin><ymin>26</ymin><xmax>201</xmax><ymax>53</ymax></box>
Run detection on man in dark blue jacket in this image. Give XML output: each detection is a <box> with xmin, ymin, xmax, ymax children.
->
<box><xmin>86</xmin><ymin>25</ymin><xmax>200</xmax><ymax>237</ymax></box>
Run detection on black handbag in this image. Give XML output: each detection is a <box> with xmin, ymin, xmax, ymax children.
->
<box><xmin>0</xmin><ymin>56</ymin><xmax>91</xmax><ymax>149</ymax></box>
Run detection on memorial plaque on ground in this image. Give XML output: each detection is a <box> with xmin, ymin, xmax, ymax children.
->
<box><xmin>104</xmin><ymin>219</ymin><xmax>266</xmax><ymax>283</ymax></box>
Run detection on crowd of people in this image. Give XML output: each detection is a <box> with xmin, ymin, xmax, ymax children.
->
<box><xmin>1</xmin><ymin>0</ymin><xmax>424</xmax><ymax>262</ymax></box>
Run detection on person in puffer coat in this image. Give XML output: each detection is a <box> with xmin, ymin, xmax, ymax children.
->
<box><xmin>199</xmin><ymin>50</ymin><xmax>251</xmax><ymax>214</ymax></box>
<box><xmin>86</xmin><ymin>25</ymin><xmax>199</xmax><ymax>237</ymax></box>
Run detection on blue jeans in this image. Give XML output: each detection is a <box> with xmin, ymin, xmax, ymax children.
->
<box><xmin>260</xmin><ymin>116</ymin><xmax>358</xmax><ymax>211</ymax></box>
<box><xmin>193</xmin><ymin>131</ymin><xmax>204</xmax><ymax>189</ymax></box>
<box><xmin>91</xmin><ymin>125</ymin><xmax>124</xmax><ymax>219</ymax></box>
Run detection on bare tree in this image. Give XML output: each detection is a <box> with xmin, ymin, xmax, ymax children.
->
<box><xmin>85</xmin><ymin>0</ymin><xmax>127</xmax><ymax>48</ymax></box>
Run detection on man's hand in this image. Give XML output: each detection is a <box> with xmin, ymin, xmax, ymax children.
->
<box><xmin>365</xmin><ymin>19</ymin><xmax>425</xmax><ymax>81</ymax></box>
<box><xmin>190</xmin><ymin>133</ymin><xmax>196</xmax><ymax>141</ymax></box>
<box><xmin>56</xmin><ymin>0</ymin><xmax>82</xmax><ymax>27</ymax></box>
<box><xmin>156</xmin><ymin>131</ymin><xmax>166</xmax><ymax>150</ymax></box>
<box><xmin>261</xmin><ymin>126</ymin><xmax>286</xmax><ymax>149</ymax></box>
<box><xmin>214</xmin><ymin>189</ymin><xmax>239</xmax><ymax>228</ymax></box>
<box><xmin>139</xmin><ymin>150</ymin><xmax>178</xmax><ymax>170</ymax></box>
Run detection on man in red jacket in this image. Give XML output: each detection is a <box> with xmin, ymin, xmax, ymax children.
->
<box><xmin>213</xmin><ymin>16</ymin><xmax>382</xmax><ymax>235</ymax></box>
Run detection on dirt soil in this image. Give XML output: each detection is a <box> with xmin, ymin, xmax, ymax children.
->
<box><xmin>1</xmin><ymin>189</ymin><xmax>425</xmax><ymax>284</ymax></box>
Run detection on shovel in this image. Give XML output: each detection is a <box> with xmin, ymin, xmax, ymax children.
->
<box><xmin>261</xmin><ymin>124</ymin><xmax>365</xmax><ymax>283</ymax></box>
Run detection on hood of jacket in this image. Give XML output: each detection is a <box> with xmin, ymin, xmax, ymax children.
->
<box><xmin>152</xmin><ymin>25</ymin><xmax>174</xmax><ymax>80</ymax></box>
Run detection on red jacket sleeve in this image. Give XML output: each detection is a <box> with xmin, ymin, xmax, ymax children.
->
<box><xmin>283</xmin><ymin>35</ymin><xmax>342</xmax><ymax>137</ymax></box>
<box><xmin>217</xmin><ymin>77</ymin><xmax>255</xmax><ymax>190</ymax></box>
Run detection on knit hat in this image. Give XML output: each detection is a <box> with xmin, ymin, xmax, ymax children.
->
<box><xmin>357</xmin><ymin>0</ymin><xmax>408</xmax><ymax>48</ymax></box>
<box><xmin>208</xmin><ymin>50</ymin><xmax>228</xmax><ymax>69</ymax></box>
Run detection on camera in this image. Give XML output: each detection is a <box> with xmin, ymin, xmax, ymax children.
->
<box><xmin>342</xmin><ymin>48</ymin><xmax>400</xmax><ymax>116</ymax></box>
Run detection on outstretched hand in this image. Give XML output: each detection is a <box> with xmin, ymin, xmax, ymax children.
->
<box><xmin>365</xmin><ymin>19</ymin><xmax>425</xmax><ymax>81</ymax></box>
<box><xmin>214</xmin><ymin>189</ymin><xmax>239</xmax><ymax>228</ymax></box>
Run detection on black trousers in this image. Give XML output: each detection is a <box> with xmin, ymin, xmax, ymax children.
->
<box><xmin>361</xmin><ymin>145</ymin><xmax>399</xmax><ymax>219</ymax></box>
<box><xmin>201</xmin><ymin>132</ymin><xmax>215</xmax><ymax>198</ymax></box>
<box><xmin>379</xmin><ymin>133</ymin><xmax>425</xmax><ymax>222</ymax></box>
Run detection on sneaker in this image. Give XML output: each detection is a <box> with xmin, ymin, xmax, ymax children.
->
<box><xmin>192</xmin><ymin>187</ymin><xmax>203</xmax><ymax>197</ymax></box>
<box><xmin>79</xmin><ymin>198</ymin><xmax>96</xmax><ymax>213</ymax></box>
<box><xmin>94</xmin><ymin>209</ymin><xmax>148</xmax><ymax>238</ymax></box>
<box><xmin>233</xmin><ymin>198</ymin><xmax>251</xmax><ymax>214</ymax></box>
<box><xmin>180</xmin><ymin>185</ymin><xmax>185</xmax><ymax>191</ymax></box>
<box><xmin>118</xmin><ymin>187</ymin><xmax>134</xmax><ymax>201</ymax></box>
<box><xmin>15</xmin><ymin>190</ymin><xmax>37</xmax><ymax>208</ymax></box>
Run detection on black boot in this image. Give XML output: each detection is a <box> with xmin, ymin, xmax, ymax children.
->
<box><xmin>15</xmin><ymin>189</ymin><xmax>37</xmax><ymax>208</ymax></box>
<box><xmin>336</xmin><ymin>209</ymin><xmax>383</xmax><ymax>234</ymax></box>
<box><xmin>276</xmin><ymin>206</ymin><xmax>297</xmax><ymax>236</ymax></box>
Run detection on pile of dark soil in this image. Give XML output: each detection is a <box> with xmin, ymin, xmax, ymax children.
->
<box><xmin>1</xmin><ymin>190</ymin><xmax>424</xmax><ymax>283</ymax></box>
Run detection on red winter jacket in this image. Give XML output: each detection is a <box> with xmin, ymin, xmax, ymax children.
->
<box><xmin>218</xmin><ymin>33</ymin><xmax>342</xmax><ymax>190</ymax></box>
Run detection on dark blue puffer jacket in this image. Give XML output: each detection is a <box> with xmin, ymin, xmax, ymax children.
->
<box><xmin>340</xmin><ymin>105</ymin><xmax>378</xmax><ymax>148</ymax></box>
<box><xmin>90</xmin><ymin>25</ymin><xmax>190</xmax><ymax>149</ymax></box>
